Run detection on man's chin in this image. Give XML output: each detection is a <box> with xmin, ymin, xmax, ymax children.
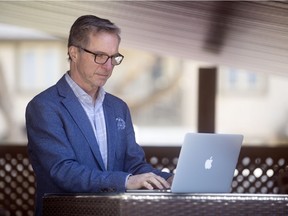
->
<box><xmin>96</xmin><ymin>80</ymin><xmax>108</xmax><ymax>88</ymax></box>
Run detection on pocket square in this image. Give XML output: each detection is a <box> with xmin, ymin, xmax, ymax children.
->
<box><xmin>116</xmin><ymin>117</ymin><xmax>126</xmax><ymax>130</ymax></box>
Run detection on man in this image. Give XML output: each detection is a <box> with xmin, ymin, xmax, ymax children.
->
<box><xmin>26</xmin><ymin>15</ymin><xmax>173</xmax><ymax>216</ymax></box>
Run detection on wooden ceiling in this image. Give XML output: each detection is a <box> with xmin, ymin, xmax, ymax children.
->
<box><xmin>0</xmin><ymin>1</ymin><xmax>287</xmax><ymax>75</ymax></box>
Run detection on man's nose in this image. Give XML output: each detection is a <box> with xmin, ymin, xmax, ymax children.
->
<box><xmin>103</xmin><ymin>58</ymin><xmax>114</xmax><ymax>70</ymax></box>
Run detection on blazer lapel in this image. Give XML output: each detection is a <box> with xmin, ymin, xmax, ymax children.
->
<box><xmin>103</xmin><ymin>102</ymin><xmax>118</xmax><ymax>171</ymax></box>
<box><xmin>57</xmin><ymin>76</ymin><xmax>106</xmax><ymax>170</ymax></box>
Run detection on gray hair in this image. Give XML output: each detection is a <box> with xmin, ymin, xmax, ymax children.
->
<box><xmin>68</xmin><ymin>15</ymin><xmax>121</xmax><ymax>59</ymax></box>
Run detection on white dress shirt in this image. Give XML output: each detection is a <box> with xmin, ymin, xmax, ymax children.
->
<box><xmin>65</xmin><ymin>72</ymin><xmax>108</xmax><ymax>169</ymax></box>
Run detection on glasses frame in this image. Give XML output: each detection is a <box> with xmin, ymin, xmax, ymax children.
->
<box><xmin>76</xmin><ymin>46</ymin><xmax>124</xmax><ymax>66</ymax></box>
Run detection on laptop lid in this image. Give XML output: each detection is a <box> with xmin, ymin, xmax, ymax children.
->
<box><xmin>171</xmin><ymin>133</ymin><xmax>243</xmax><ymax>193</ymax></box>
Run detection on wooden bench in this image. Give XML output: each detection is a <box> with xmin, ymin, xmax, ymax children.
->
<box><xmin>42</xmin><ymin>193</ymin><xmax>288</xmax><ymax>216</ymax></box>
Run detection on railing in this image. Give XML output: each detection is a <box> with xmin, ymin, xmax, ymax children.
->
<box><xmin>0</xmin><ymin>145</ymin><xmax>35</xmax><ymax>216</ymax></box>
<box><xmin>143</xmin><ymin>146</ymin><xmax>288</xmax><ymax>194</ymax></box>
<box><xmin>1</xmin><ymin>145</ymin><xmax>288</xmax><ymax>216</ymax></box>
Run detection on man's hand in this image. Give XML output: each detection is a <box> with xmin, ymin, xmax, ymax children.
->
<box><xmin>167</xmin><ymin>175</ymin><xmax>174</xmax><ymax>185</ymax></box>
<box><xmin>126</xmin><ymin>172</ymin><xmax>171</xmax><ymax>190</ymax></box>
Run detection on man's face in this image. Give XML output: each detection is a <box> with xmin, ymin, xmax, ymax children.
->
<box><xmin>69</xmin><ymin>31</ymin><xmax>120</xmax><ymax>95</ymax></box>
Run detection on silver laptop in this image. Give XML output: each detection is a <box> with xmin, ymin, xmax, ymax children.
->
<box><xmin>171</xmin><ymin>133</ymin><xmax>243</xmax><ymax>193</ymax></box>
<box><xmin>126</xmin><ymin>133</ymin><xmax>243</xmax><ymax>193</ymax></box>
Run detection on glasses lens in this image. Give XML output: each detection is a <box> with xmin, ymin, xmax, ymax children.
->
<box><xmin>112</xmin><ymin>55</ymin><xmax>124</xmax><ymax>65</ymax></box>
<box><xmin>95</xmin><ymin>54</ymin><xmax>109</xmax><ymax>64</ymax></box>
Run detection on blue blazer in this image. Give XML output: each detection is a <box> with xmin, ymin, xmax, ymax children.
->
<box><xmin>26</xmin><ymin>75</ymin><xmax>172</xmax><ymax>215</ymax></box>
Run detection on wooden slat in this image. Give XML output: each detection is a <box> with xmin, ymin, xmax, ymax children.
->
<box><xmin>0</xmin><ymin>1</ymin><xmax>287</xmax><ymax>75</ymax></box>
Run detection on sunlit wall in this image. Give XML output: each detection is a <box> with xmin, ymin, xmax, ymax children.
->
<box><xmin>1</xmin><ymin>34</ymin><xmax>288</xmax><ymax>146</ymax></box>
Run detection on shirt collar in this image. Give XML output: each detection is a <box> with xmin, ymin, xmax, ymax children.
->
<box><xmin>65</xmin><ymin>72</ymin><xmax>106</xmax><ymax>106</ymax></box>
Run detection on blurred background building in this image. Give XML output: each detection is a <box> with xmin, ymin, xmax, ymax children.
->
<box><xmin>0</xmin><ymin>1</ymin><xmax>288</xmax><ymax>146</ymax></box>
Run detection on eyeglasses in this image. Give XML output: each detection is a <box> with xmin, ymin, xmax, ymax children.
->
<box><xmin>77</xmin><ymin>46</ymin><xmax>124</xmax><ymax>66</ymax></box>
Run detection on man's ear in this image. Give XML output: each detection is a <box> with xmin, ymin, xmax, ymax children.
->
<box><xmin>68</xmin><ymin>46</ymin><xmax>78</xmax><ymax>62</ymax></box>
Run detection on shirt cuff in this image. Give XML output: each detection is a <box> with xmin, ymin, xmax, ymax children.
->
<box><xmin>125</xmin><ymin>174</ymin><xmax>132</xmax><ymax>188</ymax></box>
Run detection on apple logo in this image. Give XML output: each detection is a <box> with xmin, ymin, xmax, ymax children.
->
<box><xmin>205</xmin><ymin>156</ymin><xmax>213</xmax><ymax>169</ymax></box>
